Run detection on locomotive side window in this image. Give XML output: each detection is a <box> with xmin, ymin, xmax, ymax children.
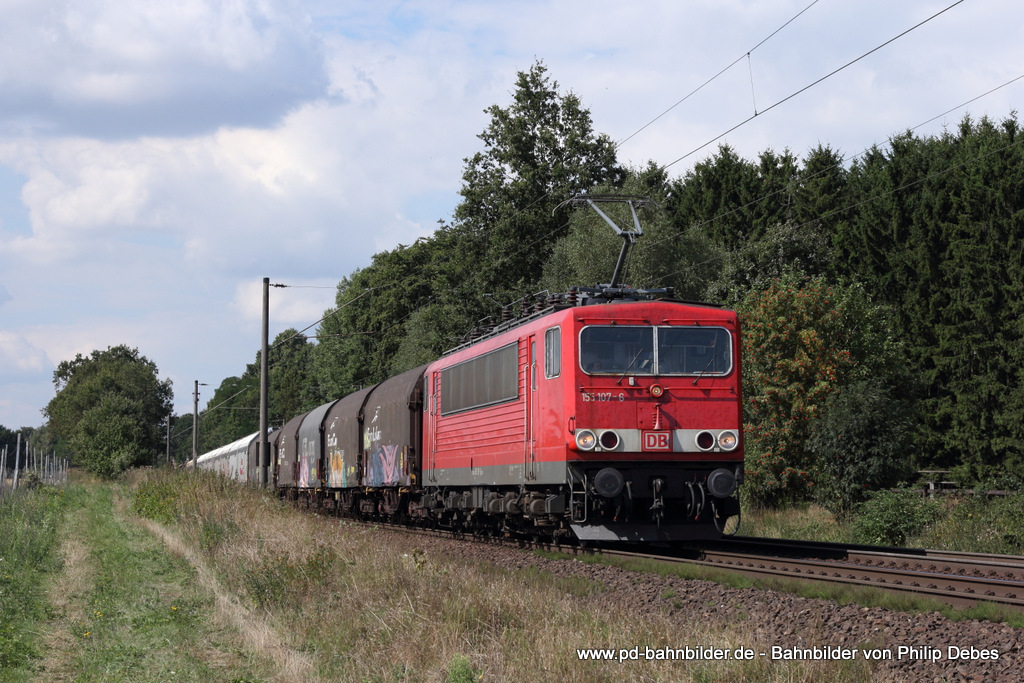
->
<box><xmin>658</xmin><ymin>327</ymin><xmax>732</xmax><ymax>375</ymax></box>
<box><xmin>544</xmin><ymin>327</ymin><xmax>561</xmax><ymax>378</ymax></box>
<box><xmin>440</xmin><ymin>343</ymin><xmax>519</xmax><ymax>415</ymax></box>
<box><xmin>580</xmin><ymin>326</ymin><xmax>654</xmax><ymax>375</ymax></box>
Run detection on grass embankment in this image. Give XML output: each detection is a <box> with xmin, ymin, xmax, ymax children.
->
<box><xmin>742</xmin><ymin>490</ymin><xmax>1024</xmax><ymax>554</ymax></box>
<box><xmin>20</xmin><ymin>469</ymin><xmax>1020</xmax><ymax>680</ymax></box>
<box><xmin>131</xmin><ymin>469</ymin><xmax>878</xmax><ymax>681</ymax></box>
<box><xmin>0</xmin><ymin>468</ymin><xmax>888</xmax><ymax>681</ymax></box>
<box><xmin>1</xmin><ymin>485</ymin><xmax>71</xmax><ymax>675</ymax></box>
<box><xmin>1</xmin><ymin>477</ymin><xmax>272</xmax><ymax>682</ymax></box>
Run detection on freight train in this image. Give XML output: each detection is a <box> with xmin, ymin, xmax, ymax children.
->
<box><xmin>196</xmin><ymin>198</ymin><xmax>744</xmax><ymax>542</ymax></box>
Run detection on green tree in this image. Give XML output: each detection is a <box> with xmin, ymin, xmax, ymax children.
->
<box><xmin>809</xmin><ymin>379</ymin><xmax>918</xmax><ymax>515</ymax></box>
<box><xmin>168</xmin><ymin>412</ymin><xmax>194</xmax><ymax>465</ymax></box>
<box><xmin>834</xmin><ymin>114</ymin><xmax>1024</xmax><ymax>479</ymax></box>
<box><xmin>45</xmin><ymin>345</ymin><xmax>172</xmax><ymax>477</ymax></box>
<box><xmin>0</xmin><ymin>425</ymin><xmax>18</xmax><ymax>460</ymax></box>
<box><xmin>453</xmin><ymin>61</ymin><xmax>623</xmax><ymax>296</ymax></box>
<box><xmin>739</xmin><ymin>276</ymin><xmax>910</xmax><ymax>506</ymax></box>
<box><xmin>792</xmin><ymin>144</ymin><xmax>849</xmax><ymax>233</ymax></box>
<box><xmin>667</xmin><ymin>145</ymin><xmax>786</xmax><ymax>251</ymax></box>
<box><xmin>263</xmin><ymin>329</ymin><xmax>317</xmax><ymax>421</ymax></box>
<box><xmin>704</xmin><ymin>218</ymin><xmax>832</xmax><ymax>304</ymax></box>
<box><xmin>192</xmin><ymin>327</ymin><xmax>320</xmax><ymax>456</ymax></box>
<box><xmin>311</xmin><ymin>241</ymin><xmax>437</xmax><ymax>400</ymax></box>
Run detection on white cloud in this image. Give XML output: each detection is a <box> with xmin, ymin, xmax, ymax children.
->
<box><xmin>0</xmin><ymin>0</ymin><xmax>327</xmax><ymax>137</ymax></box>
<box><xmin>0</xmin><ymin>331</ymin><xmax>52</xmax><ymax>382</ymax></box>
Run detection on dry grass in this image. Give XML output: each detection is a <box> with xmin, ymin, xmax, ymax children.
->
<box><xmin>126</xmin><ymin>470</ymin><xmax>877</xmax><ymax>682</ymax></box>
<box><xmin>138</xmin><ymin>515</ymin><xmax>317</xmax><ymax>681</ymax></box>
<box><xmin>740</xmin><ymin>502</ymin><xmax>847</xmax><ymax>543</ymax></box>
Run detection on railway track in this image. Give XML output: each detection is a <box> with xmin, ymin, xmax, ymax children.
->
<box><xmin>612</xmin><ymin>536</ymin><xmax>1024</xmax><ymax>610</ymax></box>
<box><xmin>369</xmin><ymin>520</ymin><xmax>1024</xmax><ymax>611</ymax></box>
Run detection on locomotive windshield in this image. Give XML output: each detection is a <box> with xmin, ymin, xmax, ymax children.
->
<box><xmin>580</xmin><ymin>326</ymin><xmax>732</xmax><ymax>376</ymax></box>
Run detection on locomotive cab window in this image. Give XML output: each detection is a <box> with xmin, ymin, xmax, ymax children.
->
<box><xmin>580</xmin><ymin>326</ymin><xmax>654</xmax><ymax>375</ymax></box>
<box><xmin>544</xmin><ymin>327</ymin><xmax>561</xmax><ymax>379</ymax></box>
<box><xmin>657</xmin><ymin>327</ymin><xmax>732</xmax><ymax>375</ymax></box>
<box><xmin>580</xmin><ymin>325</ymin><xmax>732</xmax><ymax>376</ymax></box>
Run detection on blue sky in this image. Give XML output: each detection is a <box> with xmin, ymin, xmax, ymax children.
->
<box><xmin>1</xmin><ymin>0</ymin><xmax>1021</xmax><ymax>429</ymax></box>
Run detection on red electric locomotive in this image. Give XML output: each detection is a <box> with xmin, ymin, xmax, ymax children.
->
<box><xmin>417</xmin><ymin>292</ymin><xmax>743</xmax><ymax>542</ymax></box>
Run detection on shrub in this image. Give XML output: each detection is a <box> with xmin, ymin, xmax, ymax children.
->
<box><xmin>852</xmin><ymin>488</ymin><xmax>939</xmax><ymax>546</ymax></box>
<box><xmin>131</xmin><ymin>478</ymin><xmax>179</xmax><ymax>524</ymax></box>
<box><xmin>447</xmin><ymin>654</ymin><xmax>482</xmax><ymax>683</ymax></box>
<box><xmin>809</xmin><ymin>379</ymin><xmax>917</xmax><ymax>515</ymax></box>
<box><xmin>739</xmin><ymin>276</ymin><xmax>909</xmax><ymax>507</ymax></box>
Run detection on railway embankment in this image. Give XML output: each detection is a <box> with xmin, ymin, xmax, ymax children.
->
<box><xmin>2</xmin><ymin>469</ymin><xmax>1021</xmax><ymax>681</ymax></box>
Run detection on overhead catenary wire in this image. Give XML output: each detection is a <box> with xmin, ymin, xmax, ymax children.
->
<box><xmin>642</xmin><ymin>70</ymin><xmax>1024</xmax><ymax>256</ymax></box>
<box><xmin>243</xmin><ymin>0</ymin><xmax>977</xmax><ymax>346</ymax></box>
<box><xmin>615</xmin><ymin>0</ymin><xmax>822</xmax><ymax>148</ymax></box>
<box><xmin>654</xmin><ymin>131</ymin><xmax>1024</xmax><ymax>285</ymax></box>
<box><xmin>437</xmin><ymin>0</ymin><xmax>971</xmax><ymax>296</ymax></box>
<box><xmin>179</xmin><ymin>277</ymin><xmax>432</xmax><ymax>443</ymax></box>
<box><xmin>473</xmin><ymin>0</ymin><xmax>989</xmax><ymax>288</ymax></box>
<box><xmin>176</xmin><ymin>284</ymin><xmax>380</xmax><ymax>438</ymax></box>
<box><xmin>662</xmin><ymin>0</ymin><xmax>967</xmax><ymax>169</ymax></box>
<box><xmin>449</xmin><ymin>0</ymin><xmax>828</xmax><ymax>287</ymax></box>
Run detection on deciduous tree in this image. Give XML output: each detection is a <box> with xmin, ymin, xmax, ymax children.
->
<box><xmin>45</xmin><ymin>345</ymin><xmax>172</xmax><ymax>477</ymax></box>
<box><xmin>739</xmin><ymin>276</ymin><xmax>911</xmax><ymax>506</ymax></box>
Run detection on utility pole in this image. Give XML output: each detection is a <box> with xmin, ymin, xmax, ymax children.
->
<box><xmin>13</xmin><ymin>432</ymin><xmax>21</xmax><ymax>491</ymax></box>
<box><xmin>166</xmin><ymin>415</ymin><xmax>171</xmax><ymax>466</ymax></box>
<box><xmin>192</xmin><ymin>380</ymin><xmax>207</xmax><ymax>464</ymax></box>
<box><xmin>259</xmin><ymin>276</ymin><xmax>270</xmax><ymax>487</ymax></box>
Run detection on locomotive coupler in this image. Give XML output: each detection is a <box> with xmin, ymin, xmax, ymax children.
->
<box><xmin>650</xmin><ymin>477</ymin><xmax>665</xmax><ymax>527</ymax></box>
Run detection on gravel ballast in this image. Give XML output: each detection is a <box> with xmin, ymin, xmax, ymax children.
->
<box><xmin>388</xmin><ymin>528</ymin><xmax>1022</xmax><ymax>681</ymax></box>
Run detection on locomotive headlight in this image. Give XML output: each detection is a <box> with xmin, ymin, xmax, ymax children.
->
<box><xmin>575</xmin><ymin>429</ymin><xmax>597</xmax><ymax>451</ymax></box>
<box><xmin>649</xmin><ymin>383</ymin><xmax>664</xmax><ymax>398</ymax></box>
<box><xmin>598</xmin><ymin>430</ymin><xmax>620</xmax><ymax>450</ymax></box>
<box><xmin>717</xmin><ymin>430</ymin><xmax>739</xmax><ymax>451</ymax></box>
<box><xmin>695</xmin><ymin>431</ymin><xmax>715</xmax><ymax>451</ymax></box>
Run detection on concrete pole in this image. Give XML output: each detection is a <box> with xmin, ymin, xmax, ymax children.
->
<box><xmin>259</xmin><ymin>276</ymin><xmax>270</xmax><ymax>487</ymax></box>
<box><xmin>193</xmin><ymin>380</ymin><xmax>200</xmax><ymax>464</ymax></box>
<box><xmin>13</xmin><ymin>432</ymin><xmax>21</xmax><ymax>491</ymax></box>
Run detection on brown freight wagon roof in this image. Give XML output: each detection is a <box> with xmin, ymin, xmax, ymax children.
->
<box><xmin>362</xmin><ymin>364</ymin><xmax>427</xmax><ymax>448</ymax></box>
<box><xmin>324</xmin><ymin>386</ymin><xmax>374</xmax><ymax>458</ymax></box>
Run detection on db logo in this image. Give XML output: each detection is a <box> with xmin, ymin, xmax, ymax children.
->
<box><xmin>642</xmin><ymin>431</ymin><xmax>672</xmax><ymax>451</ymax></box>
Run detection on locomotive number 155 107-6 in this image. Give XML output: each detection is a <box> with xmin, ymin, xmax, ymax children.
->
<box><xmin>580</xmin><ymin>391</ymin><xmax>625</xmax><ymax>402</ymax></box>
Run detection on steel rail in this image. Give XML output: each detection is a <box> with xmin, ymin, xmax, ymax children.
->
<box><xmin>298</xmin><ymin>502</ymin><xmax>1024</xmax><ymax>611</ymax></box>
